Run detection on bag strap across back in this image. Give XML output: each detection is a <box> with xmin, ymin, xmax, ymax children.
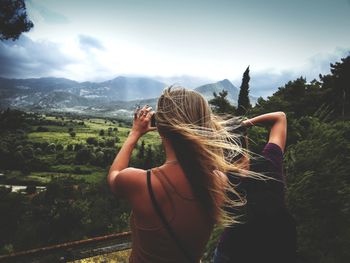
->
<box><xmin>146</xmin><ymin>169</ymin><xmax>194</xmax><ymax>263</ymax></box>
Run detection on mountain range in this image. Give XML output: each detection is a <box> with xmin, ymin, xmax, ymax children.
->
<box><xmin>0</xmin><ymin>76</ymin><xmax>257</xmax><ymax>119</ymax></box>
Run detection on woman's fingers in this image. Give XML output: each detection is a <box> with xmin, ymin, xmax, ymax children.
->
<box><xmin>139</xmin><ymin>105</ymin><xmax>152</xmax><ymax>118</ymax></box>
<box><xmin>144</xmin><ymin>110</ymin><xmax>155</xmax><ymax>121</ymax></box>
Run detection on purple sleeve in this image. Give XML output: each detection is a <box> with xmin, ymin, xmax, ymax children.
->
<box><xmin>261</xmin><ymin>142</ymin><xmax>285</xmax><ymax>184</ymax></box>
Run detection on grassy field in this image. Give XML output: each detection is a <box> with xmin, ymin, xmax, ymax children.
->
<box><xmin>4</xmin><ymin>115</ymin><xmax>162</xmax><ymax>185</ymax></box>
<box><xmin>28</xmin><ymin>117</ymin><xmax>160</xmax><ymax>147</ymax></box>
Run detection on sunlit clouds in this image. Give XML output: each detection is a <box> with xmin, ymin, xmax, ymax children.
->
<box><xmin>1</xmin><ymin>0</ymin><xmax>349</xmax><ymax>96</ymax></box>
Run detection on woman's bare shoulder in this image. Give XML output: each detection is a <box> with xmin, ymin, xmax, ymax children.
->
<box><xmin>112</xmin><ymin>167</ymin><xmax>147</xmax><ymax>198</ymax></box>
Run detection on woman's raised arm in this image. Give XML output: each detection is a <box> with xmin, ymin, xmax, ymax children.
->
<box><xmin>107</xmin><ymin>105</ymin><xmax>156</xmax><ymax>197</ymax></box>
<box><xmin>242</xmin><ymin>111</ymin><xmax>287</xmax><ymax>152</ymax></box>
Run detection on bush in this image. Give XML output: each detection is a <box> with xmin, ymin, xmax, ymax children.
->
<box><xmin>86</xmin><ymin>137</ymin><xmax>98</xmax><ymax>146</ymax></box>
<box><xmin>34</xmin><ymin>147</ymin><xmax>42</xmax><ymax>155</ymax></box>
<box><xmin>98</xmin><ymin>140</ymin><xmax>105</xmax><ymax>147</ymax></box>
<box><xmin>69</xmin><ymin>131</ymin><xmax>76</xmax><ymax>138</ymax></box>
<box><xmin>56</xmin><ymin>144</ymin><xmax>64</xmax><ymax>151</ymax></box>
<box><xmin>105</xmin><ymin>138</ymin><xmax>115</xmax><ymax>147</ymax></box>
<box><xmin>66</xmin><ymin>144</ymin><xmax>74</xmax><ymax>151</ymax></box>
<box><xmin>46</xmin><ymin>143</ymin><xmax>56</xmax><ymax>153</ymax></box>
<box><xmin>74</xmin><ymin>144</ymin><xmax>83</xmax><ymax>152</ymax></box>
<box><xmin>75</xmin><ymin>148</ymin><xmax>92</xmax><ymax>164</ymax></box>
<box><xmin>22</xmin><ymin>146</ymin><xmax>34</xmax><ymax>159</ymax></box>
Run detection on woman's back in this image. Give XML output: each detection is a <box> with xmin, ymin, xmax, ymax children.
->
<box><xmin>129</xmin><ymin>164</ymin><xmax>213</xmax><ymax>263</ymax></box>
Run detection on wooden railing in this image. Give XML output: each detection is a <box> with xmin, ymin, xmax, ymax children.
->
<box><xmin>0</xmin><ymin>231</ymin><xmax>131</xmax><ymax>263</ymax></box>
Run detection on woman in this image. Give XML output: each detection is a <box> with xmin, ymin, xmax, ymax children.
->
<box><xmin>107</xmin><ymin>87</ymin><xmax>254</xmax><ymax>262</ymax></box>
<box><xmin>214</xmin><ymin>112</ymin><xmax>297</xmax><ymax>263</ymax></box>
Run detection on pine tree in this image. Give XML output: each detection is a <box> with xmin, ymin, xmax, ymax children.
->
<box><xmin>237</xmin><ymin>66</ymin><xmax>252</xmax><ymax>116</ymax></box>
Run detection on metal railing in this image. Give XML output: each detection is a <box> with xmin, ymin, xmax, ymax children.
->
<box><xmin>0</xmin><ymin>231</ymin><xmax>131</xmax><ymax>263</ymax></box>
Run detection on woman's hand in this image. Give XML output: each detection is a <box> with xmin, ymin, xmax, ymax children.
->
<box><xmin>131</xmin><ymin>105</ymin><xmax>157</xmax><ymax>137</ymax></box>
<box><xmin>241</xmin><ymin>112</ymin><xmax>287</xmax><ymax>152</ymax></box>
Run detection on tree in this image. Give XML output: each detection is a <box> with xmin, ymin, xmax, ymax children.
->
<box><xmin>144</xmin><ymin>145</ymin><xmax>153</xmax><ymax>169</ymax></box>
<box><xmin>285</xmin><ymin>119</ymin><xmax>350</xmax><ymax>262</ymax></box>
<box><xmin>86</xmin><ymin>137</ymin><xmax>98</xmax><ymax>146</ymax></box>
<box><xmin>137</xmin><ymin>140</ymin><xmax>145</xmax><ymax>159</ymax></box>
<box><xmin>236</xmin><ymin>66</ymin><xmax>252</xmax><ymax>116</ymax></box>
<box><xmin>0</xmin><ymin>0</ymin><xmax>33</xmax><ymax>41</ymax></box>
<box><xmin>209</xmin><ymin>90</ymin><xmax>236</xmax><ymax>114</ymax></box>
<box><xmin>69</xmin><ymin>131</ymin><xmax>76</xmax><ymax>138</ymax></box>
<box><xmin>320</xmin><ymin>56</ymin><xmax>350</xmax><ymax>118</ymax></box>
<box><xmin>99</xmin><ymin>129</ymin><xmax>105</xmax><ymax>136</ymax></box>
<box><xmin>75</xmin><ymin>147</ymin><xmax>91</xmax><ymax>164</ymax></box>
<box><xmin>105</xmin><ymin>138</ymin><xmax>115</xmax><ymax>147</ymax></box>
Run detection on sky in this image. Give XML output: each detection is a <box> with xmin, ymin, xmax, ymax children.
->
<box><xmin>0</xmin><ymin>0</ymin><xmax>349</xmax><ymax>97</ymax></box>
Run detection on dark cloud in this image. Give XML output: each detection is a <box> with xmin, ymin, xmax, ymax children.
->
<box><xmin>0</xmin><ymin>35</ymin><xmax>74</xmax><ymax>78</ymax></box>
<box><xmin>78</xmin><ymin>35</ymin><xmax>104</xmax><ymax>52</ymax></box>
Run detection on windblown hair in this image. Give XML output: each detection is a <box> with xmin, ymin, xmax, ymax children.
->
<box><xmin>156</xmin><ymin>86</ymin><xmax>261</xmax><ymax>226</ymax></box>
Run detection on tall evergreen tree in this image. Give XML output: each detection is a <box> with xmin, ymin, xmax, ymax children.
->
<box><xmin>236</xmin><ymin>66</ymin><xmax>252</xmax><ymax>116</ymax></box>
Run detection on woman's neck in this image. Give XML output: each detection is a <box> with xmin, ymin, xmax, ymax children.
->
<box><xmin>162</xmin><ymin>136</ymin><xmax>177</xmax><ymax>163</ymax></box>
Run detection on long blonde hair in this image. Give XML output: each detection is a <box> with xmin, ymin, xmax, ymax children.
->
<box><xmin>156</xmin><ymin>86</ymin><xmax>261</xmax><ymax>226</ymax></box>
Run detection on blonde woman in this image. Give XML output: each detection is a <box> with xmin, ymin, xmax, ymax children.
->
<box><xmin>108</xmin><ymin>87</ymin><xmax>254</xmax><ymax>263</ymax></box>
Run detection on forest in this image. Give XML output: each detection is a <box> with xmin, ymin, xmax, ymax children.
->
<box><xmin>0</xmin><ymin>55</ymin><xmax>349</xmax><ymax>263</ymax></box>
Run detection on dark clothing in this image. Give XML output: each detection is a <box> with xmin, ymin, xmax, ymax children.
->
<box><xmin>215</xmin><ymin>143</ymin><xmax>297</xmax><ymax>263</ymax></box>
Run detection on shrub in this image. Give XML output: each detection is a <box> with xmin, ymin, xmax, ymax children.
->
<box><xmin>56</xmin><ymin>144</ymin><xmax>64</xmax><ymax>151</ymax></box>
<box><xmin>46</xmin><ymin>143</ymin><xmax>56</xmax><ymax>153</ymax></box>
<box><xmin>105</xmin><ymin>138</ymin><xmax>115</xmax><ymax>147</ymax></box>
<box><xmin>66</xmin><ymin>144</ymin><xmax>74</xmax><ymax>151</ymax></box>
<box><xmin>86</xmin><ymin>137</ymin><xmax>98</xmax><ymax>146</ymax></box>
<box><xmin>75</xmin><ymin>147</ymin><xmax>92</xmax><ymax>164</ymax></box>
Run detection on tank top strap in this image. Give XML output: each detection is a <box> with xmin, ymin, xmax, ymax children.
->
<box><xmin>155</xmin><ymin>167</ymin><xmax>196</xmax><ymax>202</ymax></box>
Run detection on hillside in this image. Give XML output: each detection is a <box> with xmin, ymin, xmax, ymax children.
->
<box><xmin>0</xmin><ymin>76</ymin><xmax>257</xmax><ymax>117</ymax></box>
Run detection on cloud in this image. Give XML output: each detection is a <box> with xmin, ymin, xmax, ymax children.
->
<box><xmin>0</xmin><ymin>36</ymin><xmax>75</xmax><ymax>78</ymax></box>
<box><xmin>232</xmin><ymin>70</ymin><xmax>296</xmax><ymax>98</ymax></box>
<box><xmin>304</xmin><ymin>47</ymin><xmax>350</xmax><ymax>78</ymax></box>
<box><xmin>78</xmin><ymin>35</ymin><xmax>105</xmax><ymax>52</ymax></box>
<box><xmin>235</xmin><ymin>48</ymin><xmax>350</xmax><ymax>98</ymax></box>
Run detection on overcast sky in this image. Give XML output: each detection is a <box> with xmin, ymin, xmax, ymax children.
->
<box><xmin>0</xmin><ymin>0</ymin><xmax>349</xmax><ymax>97</ymax></box>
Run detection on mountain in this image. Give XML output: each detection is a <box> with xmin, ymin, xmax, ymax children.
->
<box><xmin>0</xmin><ymin>76</ymin><xmax>257</xmax><ymax>118</ymax></box>
<box><xmin>195</xmin><ymin>79</ymin><xmax>239</xmax><ymax>105</ymax></box>
<box><xmin>78</xmin><ymin>76</ymin><xmax>166</xmax><ymax>101</ymax></box>
<box><xmin>154</xmin><ymin>75</ymin><xmax>214</xmax><ymax>89</ymax></box>
<box><xmin>0</xmin><ymin>77</ymin><xmax>166</xmax><ymax>118</ymax></box>
<box><xmin>195</xmin><ymin>79</ymin><xmax>257</xmax><ymax>106</ymax></box>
